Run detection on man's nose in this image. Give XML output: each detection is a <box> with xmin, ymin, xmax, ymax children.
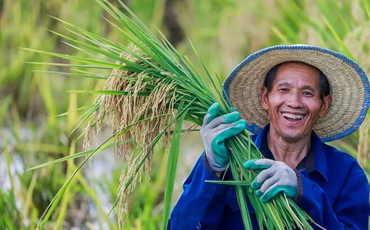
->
<box><xmin>286</xmin><ymin>91</ymin><xmax>303</xmax><ymax>108</ymax></box>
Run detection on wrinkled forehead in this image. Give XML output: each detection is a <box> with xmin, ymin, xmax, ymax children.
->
<box><xmin>270</xmin><ymin>62</ymin><xmax>323</xmax><ymax>89</ymax></box>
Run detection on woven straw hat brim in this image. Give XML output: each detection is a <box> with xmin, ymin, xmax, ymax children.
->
<box><xmin>223</xmin><ymin>45</ymin><xmax>370</xmax><ymax>142</ymax></box>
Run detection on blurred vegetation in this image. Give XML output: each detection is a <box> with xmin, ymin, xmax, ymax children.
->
<box><xmin>1</xmin><ymin>0</ymin><xmax>369</xmax><ymax>229</ymax></box>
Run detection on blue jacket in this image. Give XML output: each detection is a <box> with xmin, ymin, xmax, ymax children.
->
<box><xmin>168</xmin><ymin>126</ymin><xmax>370</xmax><ymax>229</ymax></box>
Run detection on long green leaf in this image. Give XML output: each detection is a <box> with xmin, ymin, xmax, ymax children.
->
<box><xmin>22</xmin><ymin>48</ymin><xmax>136</xmax><ymax>70</ymax></box>
<box><xmin>27</xmin><ymin>140</ymin><xmax>135</xmax><ymax>171</ymax></box>
<box><xmin>204</xmin><ymin>180</ymin><xmax>251</xmax><ymax>186</ymax></box>
<box><xmin>33</xmin><ymin>70</ymin><xmax>108</xmax><ymax>79</ymax></box>
<box><xmin>160</xmin><ymin>102</ymin><xmax>187</xmax><ymax>230</ymax></box>
<box><xmin>322</xmin><ymin>16</ymin><xmax>355</xmax><ymax>59</ymax></box>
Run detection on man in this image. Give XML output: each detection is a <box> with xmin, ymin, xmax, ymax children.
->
<box><xmin>168</xmin><ymin>45</ymin><xmax>370</xmax><ymax>229</ymax></box>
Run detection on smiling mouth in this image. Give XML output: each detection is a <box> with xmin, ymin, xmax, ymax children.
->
<box><xmin>281</xmin><ymin>112</ymin><xmax>306</xmax><ymax>121</ymax></box>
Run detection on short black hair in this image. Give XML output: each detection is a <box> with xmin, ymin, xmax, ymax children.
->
<box><xmin>263</xmin><ymin>62</ymin><xmax>330</xmax><ymax>100</ymax></box>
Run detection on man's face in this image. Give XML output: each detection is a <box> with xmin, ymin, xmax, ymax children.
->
<box><xmin>260</xmin><ymin>62</ymin><xmax>332</xmax><ymax>142</ymax></box>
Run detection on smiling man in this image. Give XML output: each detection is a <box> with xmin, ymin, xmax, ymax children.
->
<box><xmin>259</xmin><ymin>62</ymin><xmax>332</xmax><ymax>168</ymax></box>
<box><xmin>168</xmin><ymin>45</ymin><xmax>370</xmax><ymax>230</ymax></box>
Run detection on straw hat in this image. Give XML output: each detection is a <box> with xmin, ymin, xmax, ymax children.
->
<box><xmin>222</xmin><ymin>44</ymin><xmax>370</xmax><ymax>142</ymax></box>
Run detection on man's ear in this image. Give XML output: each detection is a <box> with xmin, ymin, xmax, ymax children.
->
<box><xmin>319</xmin><ymin>95</ymin><xmax>332</xmax><ymax>118</ymax></box>
<box><xmin>260</xmin><ymin>86</ymin><xmax>269</xmax><ymax>111</ymax></box>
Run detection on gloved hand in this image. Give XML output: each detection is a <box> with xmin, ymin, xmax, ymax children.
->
<box><xmin>243</xmin><ymin>159</ymin><xmax>298</xmax><ymax>202</ymax></box>
<box><xmin>200</xmin><ymin>102</ymin><xmax>246</xmax><ymax>172</ymax></box>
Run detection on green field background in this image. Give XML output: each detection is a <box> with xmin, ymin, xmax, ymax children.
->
<box><xmin>1</xmin><ymin>0</ymin><xmax>370</xmax><ymax>229</ymax></box>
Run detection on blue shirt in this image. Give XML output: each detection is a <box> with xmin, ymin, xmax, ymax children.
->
<box><xmin>168</xmin><ymin>125</ymin><xmax>370</xmax><ymax>229</ymax></box>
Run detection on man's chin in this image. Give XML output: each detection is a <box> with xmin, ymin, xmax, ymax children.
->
<box><xmin>280</xmin><ymin>132</ymin><xmax>306</xmax><ymax>143</ymax></box>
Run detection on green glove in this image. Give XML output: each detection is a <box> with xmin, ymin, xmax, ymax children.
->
<box><xmin>243</xmin><ymin>159</ymin><xmax>298</xmax><ymax>202</ymax></box>
<box><xmin>200</xmin><ymin>102</ymin><xmax>246</xmax><ymax>172</ymax></box>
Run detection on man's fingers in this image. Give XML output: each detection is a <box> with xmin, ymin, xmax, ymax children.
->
<box><xmin>207</xmin><ymin>102</ymin><xmax>221</xmax><ymax>123</ymax></box>
<box><xmin>254</xmin><ymin>159</ymin><xmax>276</xmax><ymax>167</ymax></box>
<box><xmin>258</xmin><ymin>175</ymin><xmax>280</xmax><ymax>193</ymax></box>
<box><xmin>207</xmin><ymin>116</ymin><xmax>227</xmax><ymax>129</ymax></box>
<box><xmin>259</xmin><ymin>185</ymin><xmax>297</xmax><ymax>202</ymax></box>
<box><xmin>203</xmin><ymin>113</ymin><xmax>210</xmax><ymax>126</ymax></box>
<box><xmin>220</xmin><ymin>112</ymin><xmax>240</xmax><ymax>123</ymax></box>
<box><xmin>211</xmin><ymin>120</ymin><xmax>246</xmax><ymax>146</ymax></box>
<box><xmin>213</xmin><ymin>123</ymin><xmax>235</xmax><ymax>133</ymax></box>
<box><xmin>203</xmin><ymin>102</ymin><xmax>240</xmax><ymax>127</ymax></box>
<box><xmin>243</xmin><ymin>159</ymin><xmax>273</xmax><ymax>170</ymax></box>
<box><xmin>251</xmin><ymin>167</ymin><xmax>276</xmax><ymax>189</ymax></box>
<box><xmin>206</xmin><ymin>112</ymin><xmax>241</xmax><ymax>129</ymax></box>
<box><xmin>260</xmin><ymin>184</ymin><xmax>281</xmax><ymax>202</ymax></box>
<box><xmin>216</xmin><ymin>120</ymin><xmax>246</xmax><ymax>139</ymax></box>
<box><xmin>213</xmin><ymin>118</ymin><xmax>246</xmax><ymax>133</ymax></box>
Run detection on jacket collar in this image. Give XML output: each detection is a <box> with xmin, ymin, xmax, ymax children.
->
<box><xmin>252</xmin><ymin>124</ymin><xmax>328</xmax><ymax>181</ymax></box>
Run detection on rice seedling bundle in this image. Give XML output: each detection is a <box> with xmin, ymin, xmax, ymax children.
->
<box><xmin>27</xmin><ymin>0</ymin><xmax>320</xmax><ymax>229</ymax></box>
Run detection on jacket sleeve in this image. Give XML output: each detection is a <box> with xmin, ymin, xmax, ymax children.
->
<box><xmin>168</xmin><ymin>152</ymin><xmax>230</xmax><ymax>230</ymax></box>
<box><xmin>296</xmin><ymin>166</ymin><xmax>370</xmax><ymax>230</ymax></box>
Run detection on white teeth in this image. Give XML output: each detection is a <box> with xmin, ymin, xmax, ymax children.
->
<box><xmin>282</xmin><ymin>113</ymin><xmax>304</xmax><ymax>120</ymax></box>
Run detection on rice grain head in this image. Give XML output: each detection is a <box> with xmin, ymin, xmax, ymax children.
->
<box><xmin>83</xmin><ymin>44</ymin><xmax>177</xmax><ymax>227</ymax></box>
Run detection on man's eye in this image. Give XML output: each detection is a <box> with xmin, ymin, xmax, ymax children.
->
<box><xmin>302</xmin><ymin>91</ymin><xmax>312</xmax><ymax>96</ymax></box>
<box><xmin>279</xmin><ymin>88</ymin><xmax>288</xmax><ymax>92</ymax></box>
